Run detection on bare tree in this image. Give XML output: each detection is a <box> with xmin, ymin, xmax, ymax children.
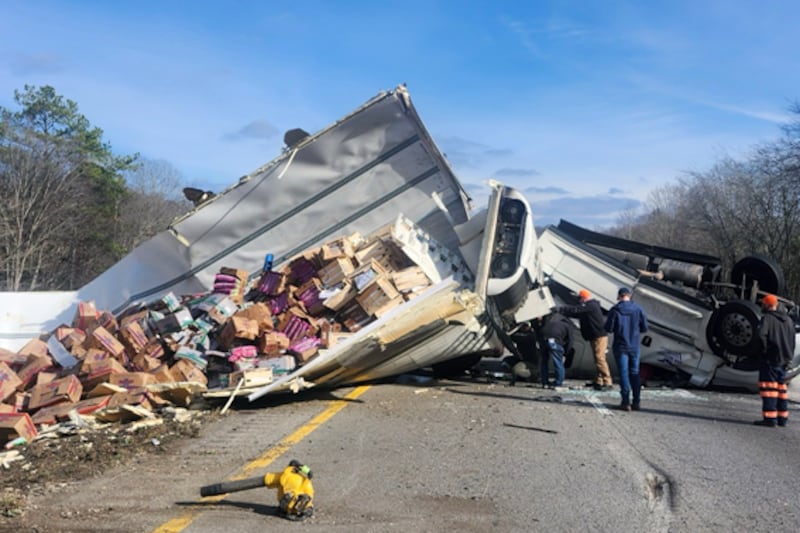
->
<box><xmin>118</xmin><ymin>158</ymin><xmax>192</xmax><ymax>251</ymax></box>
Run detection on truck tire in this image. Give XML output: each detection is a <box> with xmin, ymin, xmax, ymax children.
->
<box><xmin>706</xmin><ymin>300</ymin><xmax>762</xmax><ymax>358</ymax></box>
<box><xmin>731</xmin><ymin>254</ymin><xmax>785</xmax><ymax>296</ymax></box>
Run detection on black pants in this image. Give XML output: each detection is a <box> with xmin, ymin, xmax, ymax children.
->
<box><xmin>758</xmin><ymin>363</ymin><xmax>788</xmax><ymax>426</ymax></box>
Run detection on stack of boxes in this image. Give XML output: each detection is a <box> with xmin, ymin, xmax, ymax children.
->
<box><xmin>0</xmin><ymin>218</ymin><xmax>437</xmax><ymax>445</ymax></box>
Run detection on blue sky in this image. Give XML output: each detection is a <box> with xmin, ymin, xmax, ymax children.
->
<box><xmin>2</xmin><ymin>1</ymin><xmax>798</xmax><ymax>229</ymax></box>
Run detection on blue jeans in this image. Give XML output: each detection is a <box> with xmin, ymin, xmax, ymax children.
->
<box><xmin>541</xmin><ymin>339</ymin><xmax>565</xmax><ymax>386</ymax></box>
<box><xmin>614</xmin><ymin>348</ymin><xmax>641</xmax><ymax>406</ymax></box>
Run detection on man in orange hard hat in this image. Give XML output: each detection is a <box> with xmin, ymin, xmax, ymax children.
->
<box><xmin>554</xmin><ymin>289</ymin><xmax>612</xmax><ymax>390</ymax></box>
<box><xmin>754</xmin><ymin>293</ymin><xmax>795</xmax><ymax>428</ymax></box>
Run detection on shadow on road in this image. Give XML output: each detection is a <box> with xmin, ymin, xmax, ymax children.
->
<box><xmin>444</xmin><ymin>385</ymin><xmax>759</xmax><ymax>427</ymax></box>
<box><xmin>176</xmin><ymin>498</ymin><xmax>279</xmax><ymax>517</ymax></box>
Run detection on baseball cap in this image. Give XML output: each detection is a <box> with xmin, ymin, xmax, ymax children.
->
<box><xmin>578</xmin><ymin>289</ymin><xmax>591</xmax><ymax>300</ymax></box>
<box><xmin>618</xmin><ymin>287</ymin><xmax>631</xmax><ymax>297</ymax></box>
<box><xmin>761</xmin><ymin>294</ymin><xmax>778</xmax><ymax>307</ymax></box>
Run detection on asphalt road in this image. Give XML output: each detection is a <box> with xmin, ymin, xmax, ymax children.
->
<box><xmin>19</xmin><ymin>374</ymin><xmax>800</xmax><ymax>533</ymax></box>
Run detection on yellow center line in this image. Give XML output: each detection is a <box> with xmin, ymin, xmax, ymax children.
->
<box><xmin>151</xmin><ymin>384</ymin><xmax>371</xmax><ymax>533</ymax></box>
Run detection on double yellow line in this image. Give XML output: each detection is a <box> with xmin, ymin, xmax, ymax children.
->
<box><xmin>152</xmin><ymin>385</ymin><xmax>371</xmax><ymax>533</ymax></box>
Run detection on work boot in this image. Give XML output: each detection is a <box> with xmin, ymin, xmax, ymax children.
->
<box><xmin>618</xmin><ymin>404</ymin><xmax>631</xmax><ymax>412</ymax></box>
<box><xmin>631</xmin><ymin>403</ymin><xmax>640</xmax><ymax>411</ymax></box>
<box><xmin>753</xmin><ymin>419</ymin><xmax>777</xmax><ymax>428</ymax></box>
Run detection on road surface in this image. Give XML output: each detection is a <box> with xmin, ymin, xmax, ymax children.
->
<box><xmin>15</xmin><ymin>374</ymin><xmax>800</xmax><ymax>532</ymax></box>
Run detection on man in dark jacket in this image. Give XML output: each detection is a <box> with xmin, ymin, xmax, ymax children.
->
<box><xmin>604</xmin><ymin>287</ymin><xmax>648</xmax><ymax>411</ymax></box>
<box><xmin>754</xmin><ymin>293</ymin><xmax>796</xmax><ymax>427</ymax></box>
<box><xmin>554</xmin><ymin>289</ymin><xmax>612</xmax><ymax>390</ymax></box>
<box><xmin>537</xmin><ymin>312</ymin><xmax>573</xmax><ymax>388</ymax></box>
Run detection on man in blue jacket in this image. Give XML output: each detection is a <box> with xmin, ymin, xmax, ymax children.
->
<box><xmin>604</xmin><ymin>287</ymin><xmax>649</xmax><ymax>411</ymax></box>
<box><xmin>753</xmin><ymin>293</ymin><xmax>796</xmax><ymax>427</ymax></box>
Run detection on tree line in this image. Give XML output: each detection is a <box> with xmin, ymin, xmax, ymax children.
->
<box><xmin>2</xmin><ymin>85</ymin><xmax>798</xmax><ymax>301</ymax></box>
<box><xmin>0</xmin><ymin>85</ymin><xmax>190</xmax><ymax>291</ymax></box>
<box><xmin>609</xmin><ymin>103</ymin><xmax>800</xmax><ymax>300</ymax></box>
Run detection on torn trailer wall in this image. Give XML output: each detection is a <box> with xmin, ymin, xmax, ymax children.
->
<box><xmin>0</xmin><ymin>85</ymin><xmax>473</xmax><ymax>352</ymax></box>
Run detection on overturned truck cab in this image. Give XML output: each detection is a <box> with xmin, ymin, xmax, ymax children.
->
<box><xmin>539</xmin><ymin>220</ymin><xmax>800</xmax><ymax>391</ymax></box>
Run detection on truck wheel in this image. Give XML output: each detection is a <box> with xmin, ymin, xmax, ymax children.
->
<box><xmin>706</xmin><ymin>300</ymin><xmax>762</xmax><ymax>358</ymax></box>
<box><xmin>731</xmin><ymin>254</ymin><xmax>785</xmax><ymax>296</ymax></box>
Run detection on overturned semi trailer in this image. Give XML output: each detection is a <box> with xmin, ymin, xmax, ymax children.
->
<box><xmin>539</xmin><ymin>220</ymin><xmax>800</xmax><ymax>391</ymax></box>
<box><xmin>0</xmin><ymin>85</ymin><xmax>553</xmax><ymax>397</ymax></box>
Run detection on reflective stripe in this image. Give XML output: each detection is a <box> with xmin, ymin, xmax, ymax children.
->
<box><xmin>759</xmin><ymin>381</ymin><xmax>778</xmax><ymax>388</ymax></box>
<box><xmin>777</xmin><ymin>411</ymin><xmax>789</xmax><ymax>418</ymax></box>
<box><xmin>763</xmin><ymin>411</ymin><xmax>778</xmax><ymax>418</ymax></box>
<box><xmin>761</xmin><ymin>391</ymin><xmax>779</xmax><ymax>398</ymax></box>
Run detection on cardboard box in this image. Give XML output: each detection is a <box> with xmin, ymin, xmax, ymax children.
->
<box><xmin>107</xmin><ymin>388</ymin><xmax>152</xmax><ymax>410</ymax></box>
<box><xmin>219</xmin><ymin>316</ymin><xmax>260</xmax><ymax>348</ymax></box>
<box><xmin>110</xmin><ymin>372</ymin><xmax>157</xmax><ymax>390</ymax></box>
<box><xmin>120</xmin><ymin>321</ymin><xmax>150</xmax><ymax>355</ymax></box>
<box><xmin>340</xmin><ymin>301</ymin><xmax>372</xmax><ymax>332</ymax></box>
<box><xmin>133</xmin><ymin>353</ymin><xmax>162</xmax><ymax>372</ymax></box>
<box><xmin>258</xmin><ymin>331</ymin><xmax>291</xmax><ymax>356</ymax></box>
<box><xmin>88</xmin><ymin>326</ymin><xmax>126</xmax><ymax>358</ymax></box>
<box><xmin>350</xmin><ymin>259</ymin><xmax>389</xmax><ymax>291</ymax></box>
<box><xmin>31</xmin><ymin>395</ymin><xmax>111</xmax><ymax>425</ymax></box>
<box><xmin>256</xmin><ymin>270</ymin><xmax>286</xmax><ymax>296</ymax></box>
<box><xmin>0</xmin><ymin>413</ymin><xmax>38</xmax><ymax>443</ymax></box>
<box><xmin>356</xmin><ymin>276</ymin><xmax>400</xmax><ymax>316</ymax></box>
<box><xmin>149</xmin><ymin>364</ymin><xmax>175</xmax><ymax>384</ymax></box>
<box><xmin>235</xmin><ymin>303</ymin><xmax>274</xmax><ymax>333</ymax></box>
<box><xmin>0</xmin><ymin>362</ymin><xmax>22</xmax><ymax>402</ymax></box>
<box><xmin>0</xmin><ymin>403</ymin><xmax>15</xmax><ymax>414</ymax></box>
<box><xmin>321</xmin><ymin>237</ymin><xmax>355</xmax><ymax>261</ymax></box>
<box><xmin>228</xmin><ymin>367</ymin><xmax>274</xmax><ymax>388</ymax></box>
<box><xmin>28</xmin><ymin>375</ymin><xmax>83</xmax><ymax>411</ymax></box>
<box><xmin>81</xmin><ymin>358</ymin><xmax>127</xmax><ymax>389</ymax></box>
<box><xmin>391</xmin><ymin>266</ymin><xmax>431</xmax><ymax>292</ymax></box>
<box><xmin>318</xmin><ymin>256</ymin><xmax>356</xmax><ymax>287</ymax></box>
<box><xmin>73</xmin><ymin>301</ymin><xmax>99</xmax><ymax>330</ymax></box>
<box><xmin>169</xmin><ymin>359</ymin><xmax>208</xmax><ymax>386</ymax></box>
<box><xmin>15</xmin><ymin>355</ymin><xmax>54</xmax><ymax>391</ymax></box>
<box><xmin>17</xmin><ymin>338</ymin><xmax>49</xmax><ymax>359</ymax></box>
<box><xmin>0</xmin><ymin>348</ymin><xmax>28</xmax><ymax>370</ymax></box>
<box><xmin>96</xmin><ymin>310</ymin><xmax>119</xmax><ymax>333</ymax></box>
<box><xmin>322</xmin><ymin>280</ymin><xmax>357</xmax><ymax>311</ymax></box>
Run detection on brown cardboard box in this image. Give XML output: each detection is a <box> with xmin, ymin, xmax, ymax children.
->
<box><xmin>219</xmin><ymin>316</ymin><xmax>260</xmax><ymax>348</ymax></box>
<box><xmin>31</xmin><ymin>395</ymin><xmax>111</xmax><ymax>425</ymax></box>
<box><xmin>322</xmin><ymin>280</ymin><xmax>357</xmax><ymax>311</ymax></box>
<box><xmin>0</xmin><ymin>362</ymin><xmax>22</xmax><ymax>402</ymax></box>
<box><xmin>340</xmin><ymin>301</ymin><xmax>372</xmax><ymax>332</ymax></box>
<box><xmin>88</xmin><ymin>326</ymin><xmax>126</xmax><ymax>358</ymax></box>
<box><xmin>258</xmin><ymin>331</ymin><xmax>291</xmax><ymax>356</ymax></box>
<box><xmin>96</xmin><ymin>310</ymin><xmax>119</xmax><ymax>333</ymax></box>
<box><xmin>0</xmin><ymin>412</ymin><xmax>38</xmax><ymax>442</ymax></box>
<box><xmin>321</xmin><ymin>237</ymin><xmax>355</xmax><ymax>261</ymax></box>
<box><xmin>0</xmin><ymin>403</ymin><xmax>15</xmax><ymax>414</ymax></box>
<box><xmin>110</xmin><ymin>372</ymin><xmax>157</xmax><ymax>390</ymax></box>
<box><xmin>81</xmin><ymin>358</ymin><xmax>127</xmax><ymax>389</ymax></box>
<box><xmin>228</xmin><ymin>368</ymin><xmax>273</xmax><ymax>388</ymax></box>
<box><xmin>356</xmin><ymin>276</ymin><xmax>401</xmax><ymax>316</ymax></box>
<box><xmin>350</xmin><ymin>259</ymin><xmax>389</xmax><ymax>291</ymax></box>
<box><xmin>17</xmin><ymin>338</ymin><xmax>49</xmax><ymax>359</ymax></box>
<box><xmin>107</xmin><ymin>388</ymin><xmax>152</xmax><ymax>410</ymax></box>
<box><xmin>235</xmin><ymin>302</ymin><xmax>274</xmax><ymax>333</ymax></box>
<box><xmin>28</xmin><ymin>374</ymin><xmax>83</xmax><ymax>411</ymax></box>
<box><xmin>35</xmin><ymin>371</ymin><xmax>58</xmax><ymax>387</ymax></box>
<box><xmin>0</xmin><ymin>348</ymin><xmax>28</xmax><ymax>370</ymax></box>
<box><xmin>73</xmin><ymin>301</ymin><xmax>99</xmax><ymax>330</ymax></box>
<box><xmin>120</xmin><ymin>321</ymin><xmax>149</xmax><ymax>355</ymax></box>
<box><xmin>318</xmin><ymin>256</ymin><xmax>356</xmax><ymax>287</ymax></box>
<box><xmin>133</xmin><ymin>353</ymin><xmax>162</xmax><ymax>372</ymax></box>
<box><xmin>390</xmin><ymin>266</ymin><xmax>431</xmax><ymax>292</ymax></box>
<box><xmin>15</xmin><ymin>355</ymin><xmax>54</xmax><ymax>391</ymax></box>
<box><xmin>149</xmin><ymin>364</ymin><xmax>175</xmax><ymax>383</ymax></box>
<box><xmin>169</xmin><ymin>359</ymin><xmax>208</xmax><ymax>386</ymax></box>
